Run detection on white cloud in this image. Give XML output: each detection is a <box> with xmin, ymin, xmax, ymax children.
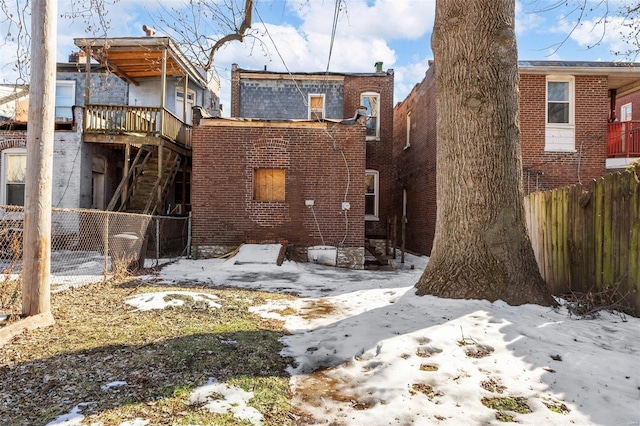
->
<box><xmin>393</xmin><ymin>55</ymin><xmax>433</xmax><ymax>104</ymax></box>
<box><xmin>1</xmin><ymin>0</ymin><xmax>437</xmax><ymax>114</ymax></box>
<box><xmin>515</xmin><ymin>0</ymin><xmax>547</xmax><ymax>36</ymax></box>
<box><xmin>555</xmin><ymin>15</ymin><xmax>636</xmax><ymax>57</ymax></box>
<box><xmin>516</xmin><ymin>1</ymin><xmax>636</xmax><ymax>60</ymax></box>
<box><xmin>295</xmin><ymin>0</ymin><xmax>435</xmax><ymax>42</ymax></box>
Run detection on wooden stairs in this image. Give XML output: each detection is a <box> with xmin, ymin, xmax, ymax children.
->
<box><xmin>364</xmin><ymin>239</ymin><xmax>394</xmax><ymax>270</ymax></box>
<box><xmin>107</xmin><ymin>146</ymin><xmax>182</xmax><ymax>215</ymax></box>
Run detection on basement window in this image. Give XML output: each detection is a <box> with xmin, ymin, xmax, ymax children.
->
<box><xmin>253</xmin><ymin>168</ymin><xmax>285</xmax><ymax>202</ymax></box>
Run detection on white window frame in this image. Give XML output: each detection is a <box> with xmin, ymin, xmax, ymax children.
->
<box><xmin>55</xmin><ymin>80</ymin><xmax>76</xmax><ymax>122</ymax></box>
<box><xmin>1</xmin><ymin>148</ymin><xmax>27</xmax><ymax>206</ymax></box>
<box><xmin>361</xmin><ymin>92</ymin><xmax>380</xmax><ymax>141</ymax></box>
<box><xmin>621</xmin><ymin>103</ymin><xmax>632</xmax><ymax>122</ymax></box>
<box><xmin>405</xmin><ymin>112</ymin><xmax>411</xmax><ymax>149</ymax></box>
<box><xmin>545</xmin><ymin>76</ymin><xmax>575</xmax><ymax>152</ymax></box>
<box><xmin>308</xmin><ymin>94</ymin><xmax>325</xmax><ymax>120</ymax></box>
<box><xmin>365</xmin><ymin>169</ymin><xmax>379</xmax><ymax>221</ymax></box>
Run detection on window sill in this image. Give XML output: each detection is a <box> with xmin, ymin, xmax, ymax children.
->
<box><xmin>365</xmin><ymin>215</ymin><xmax>379</xmax><ymax>221</ymax></box>
<box><xmin>543</xmin><ymin>147</ymin><xmax>577</xmax><ymax>153</ymax></box>
<box><xmin>546</xmin><ymin>122</ymin><xmax>574</xmax><ymax>127</ymax></box>
<box><xmin>366</xmin><ymin>137</ymin><xmax>381</xmax><ymax>142</ymax></box>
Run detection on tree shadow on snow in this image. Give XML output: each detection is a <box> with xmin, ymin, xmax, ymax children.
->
<box><xmin>280</xmin><ymin>286</ymin><xmax>640</xmax><ymax>425</ymax></box>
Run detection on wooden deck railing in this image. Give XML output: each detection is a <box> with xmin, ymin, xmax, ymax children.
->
<box><xmin>84</xmin><ymin>104</ymin><xmax>192</xmax><ymax>148</ymax></box>
<box><xmin>607</xmin><ymin>121</ymin><xmax>640</xmax><ymax>158</ymax></box>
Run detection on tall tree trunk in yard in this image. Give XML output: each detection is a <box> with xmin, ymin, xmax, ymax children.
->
<box><xmin>415</xmin><ymin>0</ymin><xmax>555</xmax><ymax>306</ymax></box>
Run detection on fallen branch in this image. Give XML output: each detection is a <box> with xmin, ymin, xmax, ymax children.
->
<box><xmin>562</xmin><ymin>286</ymin><xmax>631</xmax><ymax>321</ymax></box>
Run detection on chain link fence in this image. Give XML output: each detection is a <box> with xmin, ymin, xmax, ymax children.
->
<box><xmin>0</xmin><ymin>205</ymin><xmax>190</xmax><ymax>288</ymax></box>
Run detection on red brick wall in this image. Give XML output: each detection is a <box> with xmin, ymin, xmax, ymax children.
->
<box><xmin>392</xmin><ymin>67</ymin><xmax>437</xmax><ymax>256</ymax></box>
<box><xmin>616</xmin><ymin>89</ymin><xmax>640</xmax><ymax>121</ymax></box>
<box><xmin>392</xmin><ymin>69</ymin><xmax>609</xmax><ymax>256</ymax></box>
<box><xmin>191</xmin><ymin>120</ymin><xmax>366</xmax><ymax>257</ymax></box>
<box><xmin>344</xmin><ymin>72</ymin><xmax>394</xmax><ymax>238</ymax></box>
<box><xmin>230</xmin><ymin>66</ymin><xmax>241</xmax><ymax>118</ymax></box>
<box><xmin>519</xmin><ymin>74</ymin><xmax>608</xmax><ymax>193</ymax></box>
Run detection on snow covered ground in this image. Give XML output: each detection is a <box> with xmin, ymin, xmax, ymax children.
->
<box><xmin>48</xmin><ymin>245</ymin><xmax>640</xmax><ymax>425</ymax></box>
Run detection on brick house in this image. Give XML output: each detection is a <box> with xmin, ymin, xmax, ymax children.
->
<box><xmin>212</xmin><ymin>63</ymin><xmax>395</xmax><ymax>266</ymax></box>
<box><xmin>608</xmin><ymin>82</ymin><xmax>640</xmax><ymax>170</ymax></box>
<box><xmin>393</xmin><ymin>60</ymin><xmax>640</xmax><ymax>256</ymax></box>
<box><xmin>190</xmin><ymin>117</ymin><xmax>366</xmax><ymax>268</ymax></box>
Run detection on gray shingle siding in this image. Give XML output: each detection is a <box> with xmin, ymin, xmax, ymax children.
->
<box><xmin>239</xmin><ymin>80</ymin><xmax>344</xmax><ymax>119</ymax></box>
<box><xmin>57</xmin><ymin>72</ymin><xmax>128</xmax><ymax>106</ymax></box>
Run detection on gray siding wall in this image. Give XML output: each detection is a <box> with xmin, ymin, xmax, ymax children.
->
<box><xmin>52</xmin><ymin>107</ymin><xmax>92</xmax><ymax>210</ymax></box>
<box><xmin>57</xmin><ymin>71</ymin><xmax>128</xmax><ymax>106</ymax></box>
<box><xmin>239</xmin><ymin>79</ymin><xmax>344</xmax><ymax>119</ymax></box>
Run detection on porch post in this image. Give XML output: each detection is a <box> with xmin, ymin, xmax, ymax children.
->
<box><xmin>83</xmin><ymin>47</ymin><xmax>91</xmax><ymax>107</ymax></box>
<box><xmin>157</xmin><ymin>143</ymin><xmax>164</xmax><ymax>213</ymax></box>
<box><xmin>160</xmin><ymin>46</ymin><xmax>167</xmax><ymax>137</ymax></box>
<box><xmin>183</xmin><ymin>74</ymin><xmax>189</xmax><ymax>123</ymax></box>
<box><xmin>122</xmin><ymin>143</ymin><xmax>130</xmax><ymax>207</ymax></box>
<box><xmin>160</xmin><ymin>47</ymin><xmax>167</xmax><ymax>108</ymax></box>
<box><xmin>181</xmin><ymin>158</ymin><xmax>187</xmax><ymax>213</ymax></box>
<box><xmin>609</xmin><ymin>89</ymin><xmax>617</xmax><ymax>122</ymax></box>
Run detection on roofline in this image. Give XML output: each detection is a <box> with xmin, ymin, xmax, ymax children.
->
<box><xmin>233</xmin><ymin>65</ymin><xmax>394</xmax><ymax>79</ymax></box>
<box><xmin>517</xmin><ymin>60</ymin><xmax>640</xmax><ymax>76</ymax></box>
<box><xmin>198</xmin><ymin>117</ymin><xmax>357</xmax><ymax>127</ymax></box>
<box><xmin>73</xmin><ymin>36</ymin><xmax>209</xmax><ymax>89</ymax></box>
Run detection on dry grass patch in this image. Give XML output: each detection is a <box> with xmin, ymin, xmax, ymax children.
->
<box><xmin>0</xmin><ymin>275</ymin><xmax>296</xmax><ymax>425</ymax></box>
<box><xmin>543</xmin><ymin>397</ymin><xmax>571</xmax><ymax>414</ymax></box>
<box><xmin>482</xmin><ymin>396</ymin><xmax>532</xmax><ymax>422</ymax></box>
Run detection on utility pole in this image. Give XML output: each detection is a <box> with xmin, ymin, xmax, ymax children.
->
<box><xmin>22</xmin><ymin>0</ymin><xmax>57</xmax><ymax>316</ymax></box>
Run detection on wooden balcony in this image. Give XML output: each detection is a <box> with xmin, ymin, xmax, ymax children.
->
<box><xmin>607</xmin><ymin>121</ymin><xmax>640</xmax><ymax>158</ymax></box>
<box><xmin>84</xmin><ymin>104</ymin><xmax>192</xmax><ymax>149</ymax></box>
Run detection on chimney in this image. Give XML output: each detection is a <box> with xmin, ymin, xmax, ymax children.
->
<box><xmin>69</xmin><ymin>51</ymin><xmax>87</xmax><ymax>64</ymax></box>
<box><xmin>142</xmin><ymin>25</ymin><xmax>156</xmax><ymax>36</ymax></box>
<box><xmin>375</xmin><ymin>61</ymin><xmax>383</xmax><ymax>73</ymax></box>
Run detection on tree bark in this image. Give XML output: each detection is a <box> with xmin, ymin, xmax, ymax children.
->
<box><xmin>415</xmin><ymin>0</ymin><xmax>556</xmax><ymax>306</ymax></box>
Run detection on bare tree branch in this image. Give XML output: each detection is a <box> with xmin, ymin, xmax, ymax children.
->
<box><xmin>204</xmin><ymin>0</ymin><xmax>253</xmax><ymax>71</ymax></box>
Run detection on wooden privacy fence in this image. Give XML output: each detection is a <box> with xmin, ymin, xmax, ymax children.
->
<box><xmin>524</xmin><ymin>171</ymin><xmax>640</xmax><ymax>316</ymax></box>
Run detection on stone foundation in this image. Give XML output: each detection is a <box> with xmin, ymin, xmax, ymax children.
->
<box><xmin>337</xmin><ymin>247</ymin><xmax>365</xmax><ymax>269</ymax></box>
<box><xmin>194</xmin><ymin>244</ymin><xmax>365</xmax><ymax>269</ymax></box>
<box><xmin>192</xmin><ymin>245</ymin><xmax>237</xmax><ymax>259</ymax></box>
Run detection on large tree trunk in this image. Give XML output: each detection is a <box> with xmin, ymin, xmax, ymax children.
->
<box><xmin>415</xmin><ymin>0</ymin><xmax>555</xmax><ymax>306</ymax></box>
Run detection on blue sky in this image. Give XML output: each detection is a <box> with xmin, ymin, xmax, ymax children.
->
<box><xmin>1</xmin><ymin>0</ymin><xmax>637</xmax><ymax>114</ymax></box>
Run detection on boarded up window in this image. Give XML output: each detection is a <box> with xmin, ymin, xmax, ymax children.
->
<box><xmin>309</xmin><ymin>94</ymin><xmax>325</xmax><ymax>120</ymax></box>
<box><xmin>254</xmin><ymin>168</ymin><xmax>286</xmax><ymax>201</ymax></box>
